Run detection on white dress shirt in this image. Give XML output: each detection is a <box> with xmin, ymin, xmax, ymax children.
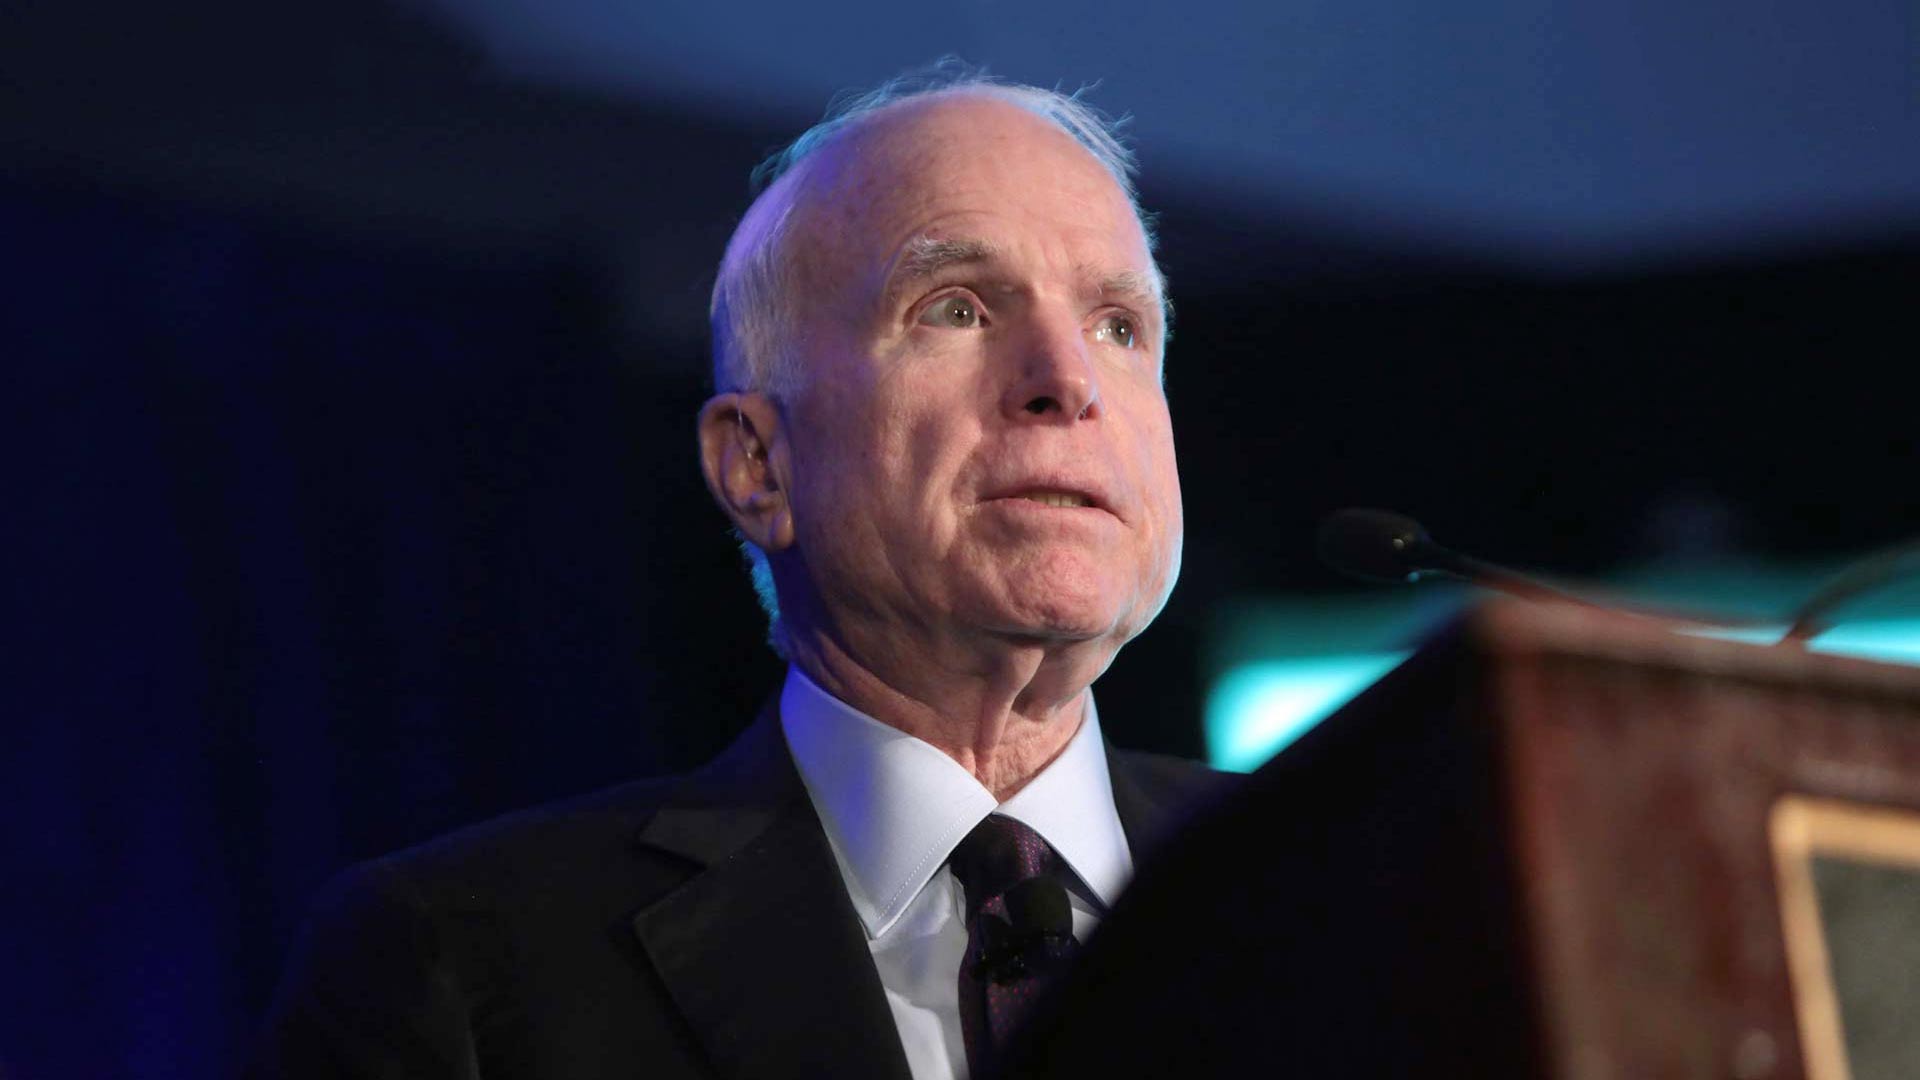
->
<box><xmin>780</xmin><ymin>667</ymin><xmax>1134</xmax><ymax>1080</ymax></box>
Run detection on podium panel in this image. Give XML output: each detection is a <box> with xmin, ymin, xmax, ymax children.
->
<box><xmin>1008</xmin><ymin>600</ymin><xmax>1920</xmax><ymax>1079</ymax></box>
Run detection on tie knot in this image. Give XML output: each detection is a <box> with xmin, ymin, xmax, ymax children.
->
<box><xmin>949</xmin><ymin>814</ymin><xmax>1064</xmax><ymax>918</ymax></box>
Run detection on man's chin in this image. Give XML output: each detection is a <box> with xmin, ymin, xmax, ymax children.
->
<box><xmin>975</xmin><ymin>589</ymin><xmax>1136</xmax><ymax>648</ymax></box>
<box><xmin>947</xmin><ymin>551</ymin><xmax>1156</xmax><ymax>645</ymax></box>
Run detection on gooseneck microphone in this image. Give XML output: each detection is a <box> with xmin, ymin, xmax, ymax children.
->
<box><xmin>1316</xmin><ymin>508</ymin><xmax>1469</xmax><ymax>583</ymax></box>
<box><xmin>1318</xmin><ymin>508</ymin><xmax>1919</xmax><ymax>647</ymax></box>
<box><xmin>1314</xmin><ymin>507</ymin><xmax>1775</xmax><ymax>631</ymax></box>
<box><xmin>1315</xmin><ymin>508</ymin><xmax>1613</xmax><ymax>612</ymax></box>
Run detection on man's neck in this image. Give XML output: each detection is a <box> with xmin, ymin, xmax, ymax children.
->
<box><xmin>787</xmin><ymin>630</ymin><xmax>1101</xmax><ymax>800</ymax></box>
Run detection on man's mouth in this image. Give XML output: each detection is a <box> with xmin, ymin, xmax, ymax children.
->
<box><xmin>1017</xmin><ymin>491</ymin><xmax>1094</xmax><ymax>509</ymax></box>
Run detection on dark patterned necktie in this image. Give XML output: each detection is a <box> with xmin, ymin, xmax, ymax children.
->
<box><xmin>949</xmin><ymin>814</ymin><xmax>1081</xmax><ymax>1078</ymax></box>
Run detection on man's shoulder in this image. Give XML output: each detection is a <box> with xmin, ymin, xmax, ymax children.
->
<box><xmin>392</xmin><ymin>774</ymin><xmax>681</xmax><ymax>880</ymax></box>
<box><xmin>1109</xmin><ymin>745</ymin><xmax>1241</xmax><ymax>805</ymax></box>
<box><xmin>350</xmin><ymin>710</ymin><xmax>795</xmax><ymax>906</ymax></box>
<box><xmin>255</xmin><ymin>750</ymin><xmax>802</xmax><ymax>1078</ymax></box>
<box><xmin>1104</xmin><ymin>744</ymin><xmax>1242</xmax><ymax>860</ymax></box>
<box><xmin>314</xmin><ymin>773</ymin><xmax>693</xmax><ymax>931</ymax></box>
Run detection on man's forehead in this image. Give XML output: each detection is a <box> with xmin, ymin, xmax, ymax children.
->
<box><xmin>769</xmin><ymin>93</ymin><xmax>1158</xmax><ymax>310</ymax></box>
<box><xmin>883</xmin><ymin>233</ymin><xmax>1162</xmax><ymax>307</ymax></box>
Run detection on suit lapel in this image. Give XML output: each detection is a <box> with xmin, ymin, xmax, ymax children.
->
<box><xmin>630</xmin><ymin>709</ymin><xmax>913</xmax><ymax>1080</ymax></box>
<box><xmin>1105</xmin><ymin>745</ymin><xmax>1183</xmax><ymax>863</ymax></box>
<box><xmin>1105</xmin><ymin>745</ymin><xmax>1159</xmax><ymax>853</ymax></box>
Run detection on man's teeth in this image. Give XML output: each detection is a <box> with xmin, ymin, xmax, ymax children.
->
<box><xmin>1020</xmin><ymin>492</ymin><xmax>1090</xmax><ymax>508</ymax></box>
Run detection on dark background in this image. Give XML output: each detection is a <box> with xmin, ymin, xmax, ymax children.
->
<box><xmin>3</xmin><ymin>3</ymin><xmax>1917</xmax><ymax>1076</ymax></box>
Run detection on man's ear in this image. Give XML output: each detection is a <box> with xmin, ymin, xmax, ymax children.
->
<box><xmin>697</xmin><ymin>392</ymin><xmax>796</xmax><ymax>553</ymax></box>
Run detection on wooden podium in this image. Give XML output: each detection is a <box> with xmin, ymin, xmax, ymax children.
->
<box><xmin>1008</xmin><ymin>600</ymin><xmax>1920</xmax><ymax>1079</ymax></box>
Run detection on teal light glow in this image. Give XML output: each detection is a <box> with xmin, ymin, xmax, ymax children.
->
<box><xmin>1204</xmin><ymin>567</ymin><xmax>1920</xmax><ymax>773</ymax></box>
<box><xmin>1688</xmin><ymin>619</ymin><xmax>1920</xmax><ymax>666</ymax></box>
<box><xmin>1205</xmin><ymin>652</ymin><xmax>1411</xmax><ymax>772</ymax></box>
<box><xmin>1816</xmin><ymin>619</ymin><xmax>1920</xmax><ymax>664</ymax></box>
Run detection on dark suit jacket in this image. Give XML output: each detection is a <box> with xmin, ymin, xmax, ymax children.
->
<box><xmin>252</xmin><ymin>706</ymin><xmax>1226</xmax><ymax>1080</ymax></box>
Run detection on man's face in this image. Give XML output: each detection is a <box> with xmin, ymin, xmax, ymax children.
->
<box><xmin>773</xmin><ymin>94</ymin><xmax>1182</xmax><ymax>659</ymax></box>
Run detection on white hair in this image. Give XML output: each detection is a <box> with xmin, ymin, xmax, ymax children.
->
<box><xmin>707</xmin><ymin>60</ymin><xmax>1166</xmax><ymax>654</ymax></box>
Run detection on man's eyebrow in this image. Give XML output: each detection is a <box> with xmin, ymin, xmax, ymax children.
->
<box><xmin>1099</xmin><ymin>269</ymin><xmax>1171</xmax><ymax>338</ymax></box>
<box><xmin>884</xmin><ymin>236</ymin><xmax>1001</xmax><ymax>301</ymax></box>
<box><xmin>1099</xmin><ymin>269</ymin><xmax>1163</xmax><ymax>307</ymax></box>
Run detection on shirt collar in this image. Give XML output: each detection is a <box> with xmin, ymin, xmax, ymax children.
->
<box><xmin>780</xmin><ymin>666</ymin><xmax>1134</xmax><ymax>939</ymax></box>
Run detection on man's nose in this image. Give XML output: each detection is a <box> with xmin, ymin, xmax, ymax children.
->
<box><xmin>1001</xmin><ymin>313</ymin><xmax>1101</xmax><ymax>422</ymax></box>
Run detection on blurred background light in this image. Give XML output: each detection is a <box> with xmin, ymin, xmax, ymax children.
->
<box><xmin>1205</xmin><ymin>652</ymin><xmax>1412</xmax><ymax>771</ymax></box>
<box><xmin>419</xmin><ymin>0</ymin><xmax>1920</xmax><ymax>263</ymax></box>
<box><xmin>1206</xmin><ymin>566</ymin><xmax>1920</xmax><ymax>771</ymax></box>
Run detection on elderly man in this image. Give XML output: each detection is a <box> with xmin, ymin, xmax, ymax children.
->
<box><xmin>255</xmin><ymin>70</ymin><xmax>1222</xmax><ymax>1080</ymax></box>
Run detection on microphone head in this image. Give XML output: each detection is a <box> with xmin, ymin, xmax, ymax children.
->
<box><xmin>1004</xmin><ymin>877</ymin><xmax>1074</xmax><ymax>938</ymax></box>
<box><xmin>1316</xmin><ymin>507</ymin><xmax>1438</xmax><ymax>584</ymax></box>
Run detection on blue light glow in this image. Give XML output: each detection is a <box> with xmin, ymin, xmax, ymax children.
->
<box><xmin>1688</xmin><ymin>619</ymin><xmax>1920</xmax><ymax>666</ymax></box>
<box><xmin>1206</xmin><ymin>564</ymin><xmax>1920</xmax><ymax>772</ymax></box>
<box><xmin>1205</xmin><ymin>652</ymin><xmax>1411</xmax><ymax>772</ymax></box>
<box><xmin>1815</xmin><ymin>620</ymin><xmax>1920</xmax><ymax>665</ymax></box>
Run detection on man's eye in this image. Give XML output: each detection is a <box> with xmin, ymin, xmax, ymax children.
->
<box><xmin>918</xmin><ymin>295</ymin><xmax>981</xmax><ymax>329</ymax></box>
<box><xmin>1095</xmin><ymin>314</ymin><xmax>1138</xmax><ymax>349</ymax></box>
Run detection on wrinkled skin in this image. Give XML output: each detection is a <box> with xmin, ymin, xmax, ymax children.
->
<box><xmin>699</xmin><ymin>92</ymin><xmax>1182</xmax><ymax>797</ymax></box>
